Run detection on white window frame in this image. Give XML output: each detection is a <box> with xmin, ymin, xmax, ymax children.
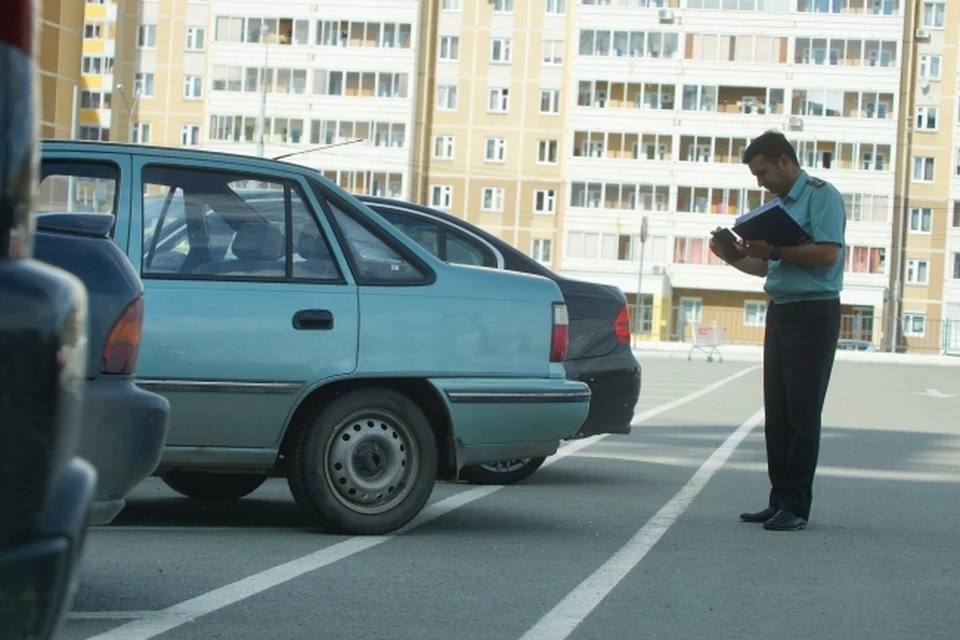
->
<box><xmin>132</xmin><ymin>122</ymin><xmax>151</xmax><ymax>144</ymax></box>
<box><xmin>539</xmin><ymin>89</ymin><xmax>560</xmax><ymax>114</ymax></box>
<box><xmin>432</xmin><ymin>135</ymin><xmax>454</xmax><ymax>159</ymax></box>
<box><xmin>439</xmin><ymin>35</ymin><xmax>459</xmax><ymax>60</ymax></box>
<box><xmin>916</xmin><ymin>105</ymin><xmax>938</xmax><ymax>131</ymax></box>
<box><xmin>441</xmin><ymin>0</ymin><xmax>462</xmax><ymax>9</ymax></box>
<box><xmin>906</xmin><ymin>259</ymin><xmax>930</xmax><ymax>285</ymax></box>
<box><xmin>180</xmin><ymin>124</ymin><xmax>201</xmax><ymax>147</ymax></box>
<box><xmin>488</xmin><ymin>87</ymin><xmax>509</xmax><ymax>113</ymax></box>
<box><xmin>491</xmin><ymin>38</ymin><xmax>512</xmax><ymax>64</ymax></box>
<box><xmin>431</xmin><ymin>184</ymin><xmax>453</xmax><ymax>209</ymax></box>
<box><xmin>542</xmin><ymin>39</ymin><xmax>563</xmax><ymax>65</ymax></box>
<box><xmin>533</xmin><ymin>189</ymin><xmax>556</xmax><ymax>215</ymax></box>
<box><xmin>913</xmin><ymin>156</ymin><xmax>935</xmax><ymax>182</ymax></box>
<box><xmin>919</xmin><ymin>54</ymin><xmax>942</xmax><ymax>81</ymax></box>
<box><xmin>922</xmin><ymin>2</ymin><xmax>946</xmax><ymax>28</ymax></box>
<box><xmin>185</xmin><ymin>26</ymin><xmax>206</xmax><ymax>51</ymax></box>
<box><xmin>481</xmin><ymin>187</ymin><xmax>505</xmax><ymax>212</ymax></box>
<box><xmin>537</xmin><ymin>139</ymin><xmax>558</xmax><ymax>164</ymax></box>
<box><xmin>531</xmin><ymin>238</ymin><xmax>553</xmax><ymax>264</ymax></box>
<box><xmin>493</xmin><ymin>0</ymin><xmax>514</xmax><ymax>12</ymax></box>
<box><xmin>909</xmin><ymin>207</ymin><xmax>932</xmax><ymax>233</ymax></box>
<box><xmin>743</xmin><ymin>300</ymin><xmax>767</xmax><ymax>327</ymax></box>
<box><xmin>134</xmin><ymin>72</ymin><xmax>155</xmax><ymax>98</ymax></box>
<box><xmin>437</xmin><ymin>85</ymin><xmax>457</xmax><ymax>110</ymax></box>
<box><xmin>183</xmin><ymin>75</ymin><xmax>204</xmax><ymax>100</ymax></box>
<box><xmin>545</xmin><ymin>0</ymin><xmax>566</xmax><ymax>15</ymax></box>
<box><xmin>903</xmin><ymin>312</ymin><xmax>926</xmax><ymax>337</ymax></box>
<box><xmin>138</xmin><ymin>24</ymin><xmax>157</xmax><ymax>49</ymax></box>
<box><xmin>484</xmin><ymin>137</ymin><xmax>506</xmax><ymax>162</ymax></box>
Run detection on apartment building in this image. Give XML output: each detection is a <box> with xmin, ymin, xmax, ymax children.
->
<box><xmin>38</xmin><ymin>0</ymin><xmax>84</xmax><ymax>139</ymax></box>
<box><xmin>889</xmin><ymin>0</ymin><xmax>960</xmax><ymax>354</ymax></box>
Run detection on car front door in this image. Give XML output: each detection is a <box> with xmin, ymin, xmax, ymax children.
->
<box><xmin>128</xmin><ymin>156</ymin><xmax>359</xmax><ymax>452</ymax></box>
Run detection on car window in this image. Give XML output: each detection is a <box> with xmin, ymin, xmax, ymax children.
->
<box><xmin>140</xmin><ymin>166</ymin><xmax>340</xmax><ymax>282</ymax></box>
<box><xmin>375</xmin><ymin>210</ymin><xmax>441</xmax><ymax>258</ymax></box>
<box><xmin>37</xmin><ymin>160</ymin><xmax>119</xmax><ymax>220</ymax></box>
<box><xmin>445</xmin><ymin>231</ymin><xmax>496</xmax><ymax>267</ymax></box>
<box><xmin>322</xmin><ymin>198</ymin><xmax>427</xmax><ymax>285</ymax></box>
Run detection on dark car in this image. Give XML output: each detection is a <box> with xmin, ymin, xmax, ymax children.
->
<box><xmin>30</xmin><ymin>210</ymin><xmax>171</xmax><ymax>525</ymax></box>
<box><xmin>0</xmin><ymin>10</ymin><xmax>97</xmax><ymax>639</ymax></box>
<box><xmin>355</xmin><ymin>196</ymin><xmax>642</xmax><ymax>484</ymax></box>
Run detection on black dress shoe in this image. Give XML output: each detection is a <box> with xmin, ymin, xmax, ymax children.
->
<box><xmin>763</xmin><ymin>510</ymin><xmax>807</xmax><ymax>531</ymax></box>
<box><xmin>739</xmin><ymin>507</ymin><xmax>777</xmax><ymax>523</ymax></box>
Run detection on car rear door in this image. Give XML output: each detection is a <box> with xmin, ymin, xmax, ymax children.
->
<box><xmin>127</xmin><ymin>154</ymin><xmax>359</xmax><ymax>450</ymax></box>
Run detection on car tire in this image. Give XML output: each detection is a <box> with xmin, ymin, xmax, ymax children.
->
<box><xmin>160</xmin><ymin>471</ymin><xmax>268</xmax><ymax>501</ymax></box>
<box><xmin>287</xmin><ymin>388</ymin><xmax>438</xmax><ymax>535</ymax></box>
<box><xmin>459</xmin><ymin>457</ymin><xmax>547</xmax><ymax>485</ymax></box>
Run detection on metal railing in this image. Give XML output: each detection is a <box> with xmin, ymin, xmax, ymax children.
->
<box><xmin>631</xmin><ymin>304</ymin><xmax>960</xmax><ymax>356</ymax></box>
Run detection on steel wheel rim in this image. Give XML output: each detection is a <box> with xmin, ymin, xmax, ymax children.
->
<box><xmin>477</xmin><ymin>458</ymin><xmax>531</xmax><ymax>473</ymax></box>
<box><xmin>323</xmin><ymin>409</ymin><xmax>419</xmax><ymax>515</ymax></box>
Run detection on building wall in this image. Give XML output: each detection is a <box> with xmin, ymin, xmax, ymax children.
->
<box><xmin>38</xmin><ymin>0</ymin><xmax>84</xmax><ymax>139</ymax></box>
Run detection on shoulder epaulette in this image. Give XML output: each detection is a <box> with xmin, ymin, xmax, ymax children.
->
<box><xmin>806</xmin><ymin>176</ymin><xmax>826</xmax><ymax>188</ymax></box>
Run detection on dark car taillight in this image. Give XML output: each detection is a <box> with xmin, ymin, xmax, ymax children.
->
<box><xmin>614</xmin><ymin>304</ymin><xmax>631</xmax><ymax>345</ymax></box>
<box><xmin>551</xmin><ymin>302</ymin><xmax>569</xmax><ymax>362</ymax></box>
<box><xmin>102</xmin><ymin>296</ymin><xmax>144</xmax><ymax>375</ymax></box>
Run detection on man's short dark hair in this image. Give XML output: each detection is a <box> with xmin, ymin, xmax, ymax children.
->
<box><xmin>742</xmin><ymin>130</ymin><xmax>799</xmax><ymax>167</ymax></box>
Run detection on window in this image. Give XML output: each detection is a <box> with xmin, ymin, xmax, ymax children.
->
<box><xmin>484</xmin><ymin>138</ymin><xmax>506</xmax><ymax>162</ymax></box>
<box><xmin>138</xmin><ymin>24</ymin><xmax>157</xmax><ymax>48</ymax></box>
<box><xmin>35</xmin><ymin>160</ymin><xmax>119</xmax><ymax>218</ymax></box>
<box><xmin>180</xmin><ymin>125</ymin><xmax>201</xmax><ymax>147</ymax></box>
<box><xmin>437</xmin><ymin>85</ymin><xmax>457</xmax><ymax>110</ymax></box>
<box><xmin>954</xmin><ymin>201</ymin><xmax>960</xmax><ymax>228</ymax></box>
<box><xmin>909</xmin><ymin>208</ymin><xmax>932</xmax><ymax>233</ymax></box>
<box><xmin>903</xmin><ymin>313</ymin><xmax>926</xmax><ymax>337</ymax></box>
<box><xmin>84</xmin><ymin>23</ymin><xmax>102</xmax><ymax>39</ymax></box>
<box><xmin>534</xmin><ymin>189</ymin><xmax>556</xmax><ymax>215</ymax></box>
<box><xmin>140</xmin><ymin>167</ymin><xmax>339</xmax><ymax>282</ymax></box>
<box><xmin>537</xmin><ymin>140</ymin><xmax>558</xmax><ymax>164</ymax></box>
<box><xmin>919</xmin><ymin>55</ymin><xmax>941</xmax><ymax>80</ymax></box>
<box><xmin>445</xmin><ymin>232</ymin><xmax>494</xmax><ymax>267</ymax></box>
<box><xmin>185</xmin><ymin>26</ymin><xmax>206</xmax><ymax>50</ymax></box>
<box><xmin>491</xmin><ymin>38</ymin><xmax>512</xmax><ymax>63</ymax></box>
<box><xmin>439</xmin><ymin>35</ymin><xmax>459</xmax><ymax>60</ymax></box>
<box><xmin>542</xmin><ymin>40</ymin><xmax>563</xmax><ymax>65</ymax></box>
<box><xmin>540</xmin><ymin>89</ymin><xmax>560</xmax><ymax>114</ymax></box>
<box><xmin>532</xmin><ymin>238</ymin><xmax>552</xmax><ymax>263</ymax></box>
<box><xmin>922</xmin><ymin>2</ymin><xmax>946</xmax><ymax>28</ymax></box>
<box><xmin>133</xmin><ymin>122</ymin><xmax>151</xmax><ymax>144</ymax></box>
<box><xmin>441</xmin><ymin>0</ymin><xmax>461</xmax><ymax>9</ymax></box>
<box><xmin>375</xmin><ymin>212</ymin><xmax>441</xmax><ymax>258</ymax></box>
<box><xmin>953</xmin><ymin>253</ymin><xmax>960</xmax><ymax>280</ymax></box>
<box><xmin>481</xmin><ymin>187</ymin><xmax>504</xmax><ymax>212</ymax></box>
<box><xmin>913</xmin><ymin>157</ymin><xmax>935</xmax><ymax>182</ymax></box>
<box><xmin>432</xmin><ymin>135</ymin><xmax>454</xmax><ymax>159</ymax></box>
<box><xmin>493</xmin><ymin>0</ymin><xmax>514</xmax><ymax>12</ymax></box>
<box><xmin>916</xmin><ymin>106</ymin><xmax>938</xmax><ymax>130</ymax></box>
<box><xmin>545</xmin><ymin>0</ymin><xmax>566</xmax><ymax>13</ymax></box>
<box><xmin>431</xmin><ymin>185</ymin><xmax>453</xmax><ymax>209</ymax></box>
<box><xmin>488</xmin><ymin>87</ymin><xmax>509</xmax><ymax>112</ymax></box>
<box><xmin>744</xmin><ymin>301</ymin><xmax>767</xmax><ymax>327</ymax></box>
<box><xmin>183</xmin><ymin>75</ymin><xmax>204</xmax><ymax>99</ymax></box>
<box><xmin>135</xmin><ymin>72</ymin><xmax>155</xmax><ymax>98</ymax></box>
<box><xmin>906</xmin><ymin>259</ymin><xmax>929</xmax><ymax>285</ymax></box>
<box><xmin>374</xmin><ymin>209</ymin><xmax>495</xmax><ymax>268</ymax></box>
<box><xmin>325</xmin><ymin>200</ymin><xmax>427</xmax><ymax>283</ymax></box>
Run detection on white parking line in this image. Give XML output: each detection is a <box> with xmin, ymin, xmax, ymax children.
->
<box><xmin>517</xmin><ymin>407</ymin><xmax>766</xmax><ymax>640</ymax></box>
<box><xmin>81</xmin><ymin>365</ymin><xmax>760</xmax><ymax>640</ymax></box>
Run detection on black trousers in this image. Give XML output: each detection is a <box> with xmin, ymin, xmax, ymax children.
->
<box><xmin>763</xmin><ymin>298</ymin><xmax>841</xmax><ymax>520</ymax></box>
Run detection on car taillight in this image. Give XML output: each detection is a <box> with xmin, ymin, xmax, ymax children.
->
<box><xmin>551</xmin><ymin>302</ymin><xmax>569</xmax><ymax>363</ymax></box>
<box><xmin>614</xmin><ymin>304</ymin><xmax>631</xmax><ymax>345</ymax></box>
<box><xmin>102</xmin><ymin>296</ymin><xmax>144</xmax><ymax>375</ymax></box>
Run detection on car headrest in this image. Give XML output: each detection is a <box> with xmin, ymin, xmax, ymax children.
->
<box><xmin>298</xmin><ymin>228</ymin><xmax>331</xmax><ymax>261</ymax></box>
<box><xmin>232</xmin><ymin>223</ymin><xmax>284</xmax><ymax>261</ymax></box>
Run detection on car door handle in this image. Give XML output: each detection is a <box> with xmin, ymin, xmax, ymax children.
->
<box><xmin>292</xmin><ymin>309</ymin><xmax>334</xmax><ymax>330</ymax></box>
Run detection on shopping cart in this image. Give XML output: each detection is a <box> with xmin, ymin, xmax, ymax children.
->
<box><xmin>687</xmin><ymin>321</ymin><xmax>724</xmax><ymax>363</ymax></box>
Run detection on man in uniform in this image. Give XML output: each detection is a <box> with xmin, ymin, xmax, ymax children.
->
<box><xmin>709</xmin><ymin>130</ymin><xmax>845</xmax><ymax>531</ymax></box>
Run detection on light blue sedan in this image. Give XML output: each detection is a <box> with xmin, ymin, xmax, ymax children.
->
<box><xmin>38</xmin><ymin>141</ymin><xmax>591</xmax><ymax>535</ymax></box>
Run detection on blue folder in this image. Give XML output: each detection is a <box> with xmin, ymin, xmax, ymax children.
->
<box><xmin>732</xmin><ymin>197</ymin><xmax>810</xmax><ymax>247</ymax></box>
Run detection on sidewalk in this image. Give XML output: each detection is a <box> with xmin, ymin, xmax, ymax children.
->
<box><xmin>632</xmin><ymin>339</ymin><xmax>960</xmax><ymax>367</ymax></box>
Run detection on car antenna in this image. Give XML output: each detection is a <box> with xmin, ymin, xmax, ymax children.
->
<box><xmin>271</xmin><ymin>138</ymin><xmax>364</xmax><ymax>161</ymax></box>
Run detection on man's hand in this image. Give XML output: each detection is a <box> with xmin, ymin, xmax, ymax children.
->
<box><xmin>739</xmin><ymin>239</ymin><xmax>775</xmax><ymax>260</ymax></box>
<box><xmin>709</xmin><ymin>227</ymin><xmax>744</xmax><ymax>263</ymax></box>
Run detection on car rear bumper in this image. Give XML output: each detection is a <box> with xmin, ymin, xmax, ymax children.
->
<box><xmin>564</xmin><ymin>348</ymin><xmax>642</xmax><ymax>437</ymax></box>
<box><xmin>78</xmin><ymin>376</ymin><xmax>170</xmax><ymax>525</ymax></box>
<box><xmin>428</xmin><ymin>377</ymin><xmax>591</xmax><ymax>468</ymax></box>
<box><xmin>0</xmin><ymin>458</ymin><xmax>96</xmax><ymax>640</ymax></box>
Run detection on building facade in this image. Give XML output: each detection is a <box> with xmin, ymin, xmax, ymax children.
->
<box><xmin>39</xmin><ymin>0</ymin><xmax>84</xmax><ymax>139</ymax></box>
<box><xmin>88</xmin><ymin>0</ymin><xmax>959</xmax><ymax>354</ymax></box>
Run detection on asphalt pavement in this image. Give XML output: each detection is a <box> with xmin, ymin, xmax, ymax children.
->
<box><xmin>61</xmin><ymin>357</ymin><xmax>960</xmax><ymax>640</ymax></box>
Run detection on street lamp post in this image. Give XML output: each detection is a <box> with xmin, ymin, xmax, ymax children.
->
<box><xmin>256</xmin><ymin>23</ymin><xmax>270</xmax><ymax>157</ymax></box>
<box><xmin>115</xmin><ymin>83</ymin><xmax>141</xmax><ymax>143</ymax></box>
<box><xmin>633</xmin><ymin>215</ymin><xmax>649</xmax><ymax>347</ymax></box>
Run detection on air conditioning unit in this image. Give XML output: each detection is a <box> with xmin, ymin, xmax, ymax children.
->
<box><xmin>788</xmin><ymin>116</ymin><xmax>804</xmax><ymax>131</ymax></box>
<box><xmin>658</xmin><ymin>9</ymin><xmax>675</xmax><ymax>23</ymax></box>
<box><xmin>652</xmin><ymin>264</ymin><xmax>663</xmax><ymax>274</ymax></box>
<box><xmin>915</xmin><ymin>29</ymin><xmax>931</xmax><ymax>41</ymax></box>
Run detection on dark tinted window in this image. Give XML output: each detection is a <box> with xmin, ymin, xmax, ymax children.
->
<box><xmin>37</xmin><ymin>161</ymin><xmax>119</xmax><ymax>224</ymax></box>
